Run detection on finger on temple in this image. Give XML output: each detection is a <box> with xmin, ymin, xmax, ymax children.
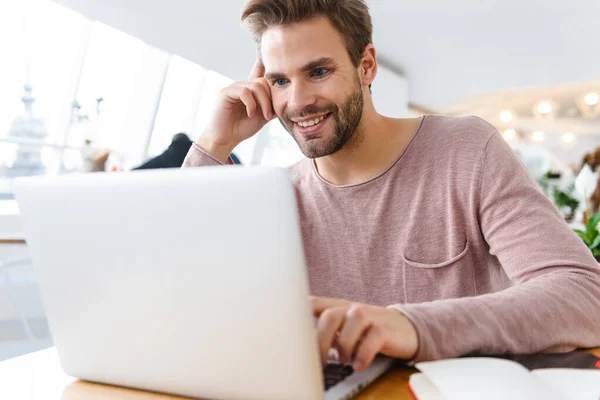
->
<box><xmin>254</xmin><ymin>86</ymin><xmax>273</xmax><ymax>120</ymax></box>
<box><xmin>239</xmin><ymin>87</ymin><xmax>257</xmax><ymax>118</ymax></box>
<box><xmin>249</xmin><ymin>59</ymin><xmax>265</xmax><ymax>80</ymax></box>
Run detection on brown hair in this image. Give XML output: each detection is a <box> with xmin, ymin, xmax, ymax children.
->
<box><xmin>241</xmin><ymin>0</ymin><xmax>373</xmax><ymax>68</ymax></box>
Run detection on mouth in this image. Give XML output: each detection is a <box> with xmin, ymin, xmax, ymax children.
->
<box><xmin>292</xmin><ymin>113</ymin><xmax>332</xmax><ymax>135</ymax></box>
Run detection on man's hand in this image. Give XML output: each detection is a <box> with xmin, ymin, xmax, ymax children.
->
<box><xmin>197</xmin><ymin>59</ymin><xmax>276</xmax><ymax>163</ymax></box>
<box><xmin>311</xmin><ymin>297</ymin><xmax>418</xmax><ymax>372</ymax></box>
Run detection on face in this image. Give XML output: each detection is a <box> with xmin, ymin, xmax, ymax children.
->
<box><xmin>261</xmin><ymin>17</ymin><xmax>366</xmax><ymax>158</ymax></box>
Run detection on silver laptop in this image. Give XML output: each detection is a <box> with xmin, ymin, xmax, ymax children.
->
<box><xmin>14</xmin><ymin>166</ymin><xmax>393</xmax><ymax>400</ymax></box>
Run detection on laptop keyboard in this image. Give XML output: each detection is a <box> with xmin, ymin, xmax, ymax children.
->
<box><xmin>323</xmin><ymin>363</ymin><xmax>354</xmax><ymax>390</ymax></box>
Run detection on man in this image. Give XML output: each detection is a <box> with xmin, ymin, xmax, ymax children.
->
<box><xmin>183</xmin><ymin>0</ymin><xmax>600</xmax><ymax>372</ymax></box>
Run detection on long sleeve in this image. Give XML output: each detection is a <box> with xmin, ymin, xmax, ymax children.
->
<box><xmin>392</xmin><ymin>132</ymin><xmax>600</xmax><ymax>362</ymax></box>
<box><xmin>182</xmin><ymin>143</ymin><xmax>235</xmax><ymax>168</ymax></box>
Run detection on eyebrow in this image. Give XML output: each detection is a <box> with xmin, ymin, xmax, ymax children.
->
<box><xmin>264</xmin><ymin>57</ymin><xmax>335</xmax><ymax>81</ymax></box>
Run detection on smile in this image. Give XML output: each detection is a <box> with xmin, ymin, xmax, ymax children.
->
<box><xmin>295</xmin><ymin>113</ymin><xmax>329</xmax><ymax>128</ymax></box>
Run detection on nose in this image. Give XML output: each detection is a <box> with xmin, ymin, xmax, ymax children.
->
<box><xmin>288</xmin><ymin>81</ymin><xmax>316</xmax><ymax>112</ymax></box>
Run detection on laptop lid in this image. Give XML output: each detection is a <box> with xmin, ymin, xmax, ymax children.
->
<box><xmin>14</xmin><ymin>166</ymin><xmax>322</xmax><ymax>400</ymax></box>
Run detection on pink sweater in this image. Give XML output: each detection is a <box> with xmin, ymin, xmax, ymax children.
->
<box><xmin>183</xmin><ymin>114</ymin><xmax>600</xmax><ymax>362</ymax></box>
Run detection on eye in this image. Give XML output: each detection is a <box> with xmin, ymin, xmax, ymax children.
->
<box><xmin>274</xmin><ymin>78</ymin><xmax>288</xmax><ymax>86</ymax></box>
<box><xmin>312</xmin><ymin>68</ymin><xmax>328</xmax><ymax>77</ymax></box>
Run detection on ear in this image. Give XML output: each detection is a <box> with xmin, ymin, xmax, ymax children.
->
<box><xmin>359</xmin><ymin>44</ymin><xmax>377</xmax><ymax>87</ymax></box>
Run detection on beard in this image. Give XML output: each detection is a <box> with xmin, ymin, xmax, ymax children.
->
<box><xmin>280</xmin><ymin>77</ymin><xmax>364</xmax><ymax>159</ymax></box>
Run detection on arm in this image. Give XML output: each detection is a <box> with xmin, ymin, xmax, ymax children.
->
<box><xmin>392</xmin><ymin>132</ymin><xmax>600</xmax><ymax>362</ymax></box>
<box><xmin>182</xmin><ymin>141</ymin><xmax>235</xmax><ymax>168</ymax></box>
<box><xmin>182</xmin><ymin>59</ymin><xmax>274</xmax><ymax>168</ymax></box>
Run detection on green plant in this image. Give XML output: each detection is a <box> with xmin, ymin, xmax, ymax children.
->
<box><xmin>71</xmin><ymin>100</ymin><xmax>89</xmax><ymax>123</ymax></box>
<box><xmin>537</xmin><ymin>174</ymin><xmax>552</xmax><ymax>197</ymax></box>
<box><xmin>537</xmin><ymin>173</ymin><xmax>580</xmax><ymax>222</ymax></box>
<box><xmin>574</xmin><ymin>212</ymin><xmax>600</xmax><ymax>261</ymax></box>
<box><xmin>71</xmin><ymin>96</ymin><xmax>104</xmax><ymax>146</ymax></box>
<box><xmin>552</xmin><ymin>184</ymin><xmax>579</xmax><ymax>222</ymax></box>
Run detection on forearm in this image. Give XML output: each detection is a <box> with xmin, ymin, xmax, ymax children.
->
<box><xmin>391</xmin><ymin>267</ymin><xmax>600</xmax><ymax>363</ymax></box>
<box><xmin>182</xmin><ymin>143</ymin><xmax>235</xmax><ymax>168</ymax></box>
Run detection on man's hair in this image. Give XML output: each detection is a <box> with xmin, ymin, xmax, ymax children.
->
<box><xmin>241</xmin><ymin>0</ymin><xmax>373</xmax><ymax>68</ymax></box>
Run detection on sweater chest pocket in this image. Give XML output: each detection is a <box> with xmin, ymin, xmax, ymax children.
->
<box><xmin>402</xmin><ymin>241</ymin><xmax>477</xmax><ymax>303</ymax></box>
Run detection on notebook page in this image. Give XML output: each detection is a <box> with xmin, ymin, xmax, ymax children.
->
<box><xmin>532</xmin><ymin>369</ymin><xmax>600</xmax><ymax>400</ymax></box>
<box><xmin>415</xmin><ymin>357</ymin><xmax>564</xmax><ymax>400</ymax></box>
<box><xmin>409</xmin><ymin>373</ymin><xmax>446</xmax><ymax>400</ymax></box>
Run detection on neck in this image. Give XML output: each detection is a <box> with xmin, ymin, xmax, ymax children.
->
<box><xmin>313</xmin><ymin>95</ymin><xmax>420</xmax><ymax>186</ymax></box>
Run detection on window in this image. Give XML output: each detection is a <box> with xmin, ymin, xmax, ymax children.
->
<box><xmin>69</xmin><ymin>22</ymin><xmax>169</xmax><ymax>169</ymax></box>
<box><xmin>147</xmin><ymin>56</ymin><xmax>206</xmax><ymax>158</ymax></box>
<box><xmin>0</xmin><ymin>0</ymin><xmax>89</xmax><ymax>144</ymax></box>
<box><xmin>0</xmin><ymin>0</ymin><xmax>90</xmax><ymax>196</ymax></box>
<box><xmin>0</xmin><ymin>0</ymin><xmax>304</xmax><ymax>201</ymax></box>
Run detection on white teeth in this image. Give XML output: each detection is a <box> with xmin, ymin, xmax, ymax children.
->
<box><xmin>297</xmin><ymin>114</ymin><xmax>327</xmax><ymax>128</ymax></box>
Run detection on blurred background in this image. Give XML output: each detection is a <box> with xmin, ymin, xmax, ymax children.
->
<box><xmin>1</xmin><ymin>0</ymin><xmax>600</xmax><ymax>360</ymax></box>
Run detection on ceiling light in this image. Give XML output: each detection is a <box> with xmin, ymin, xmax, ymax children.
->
<box><xmin>537</xmin><ymin>101</ymin><xmax>552</xmax><ymax>114</ymax></box>
<box><xmin>584</xmin><ymin>93</ymin><xmax>599</xmax><ymax>106</ymax></box>
<box><xmin>499</xmin><ymin>110</ymin><xmax>513</xmax><ymax>122</ymax></box>
<box><xmin>532</xmin><ymin>131</ymin><xmax>545</xmax><ymax>142</ymax></box>
<box><xmin>503</xmin><ymin>129</ymin><xmax>517</xmax><ymax>141</ymax></box>
<box><xmin>561</xmin><ymin>132</ymin><xmax>575</xmax><ymax>144</ymax></box>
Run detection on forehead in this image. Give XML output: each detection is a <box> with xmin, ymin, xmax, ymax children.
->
<box><xmin>260</xmin><ymin>16</ymin><xmax>350</xmax><ymax>73</ymax></box>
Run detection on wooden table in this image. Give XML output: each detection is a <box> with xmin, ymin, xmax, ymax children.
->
<box><xmin>0</xmin><ymin>238</ymin><xmax>26</xmax><ymax>244</ymax></box>
<box><xmin>0</xmin><ymin>199</ymin><xmax>24</xmax><ymax>245</ymax></box>
<box><xmin>1</xmin><ymin>348</ymin><xmax>599</xmax><ymax>400</ymax></box>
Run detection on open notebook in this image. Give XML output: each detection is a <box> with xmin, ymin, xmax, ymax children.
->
<box><xmin>409</xmin><ymin>356</ymin><xmax>600</xmax><ymax>400</ymax></box>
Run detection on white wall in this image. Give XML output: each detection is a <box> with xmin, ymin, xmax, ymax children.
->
<box><xmin>372</xmin><ymin>64</ymin><xmax>410</xmax><ymax>118</ymax></box>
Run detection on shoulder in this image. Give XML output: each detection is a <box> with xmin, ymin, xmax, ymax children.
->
<box><xmin>421</xmin><ymin>116</ymin><xmax>530</xmax><ymax>188</ymax></box>
<box><xmin>410</xmin><ymin>115</ymin><xmax>514</xmax><ymax>188</ymax></box>
<box><xmin>418</xmin><ymin>114</ymin><xmax>499</xmax><ymax>151</ymax></box>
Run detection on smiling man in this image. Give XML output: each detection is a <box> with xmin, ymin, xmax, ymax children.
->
<box><xmin>183</xmin><ymin>0</ymin><xmax>600</xmax><ymax>371</ymax></box>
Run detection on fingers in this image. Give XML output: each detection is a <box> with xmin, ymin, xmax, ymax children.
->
<box><xmin>336</xmin><ymin>305</ymin><xmax>370</xmax><ymax>364</ymax></box>
<box><xmin>312</xmin><ymin>300</ymin><xmax>407</xmax><ymax>372</ymax></box>
<box><xmin>249</xmin><ymin>59</ymin><xmax>265</xmax><ymax>80</ymax></box>
<box><xmin>238</xmin><ymin>87</ymin><xmax>257</xmax><ymax>118</ymax></box>
<box><xmin>225</xmin><ymin>81</ymin><xmax>273</xmax><ymax>120</ymax></box>
<box><xmin>352</xmin><ymin>326</ymin><xmax>385</xmax><ymax>372</ymax></box>
<box><xmin>316</xmin><ymin>307</ymin><xmax>346</xmax><ymax>365</ymax></box>
<box><xmin>248</xmin><ymin>59</ymin><xmax>274</xmax><ymax>119</ymax></box>
<box><xmin>248</xmin><ymin>81</ymin><xmax>274</xmax><ymax>120</ymax></box>
<box><xmin>311</xmin><ymin>296</ymin><xmax>352</xmax><ymax>317</ymax></box>
<box><xmin>255</xmin><ymin>79</ymin><xmax>275</xmax><ymax>120</ymax></box>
